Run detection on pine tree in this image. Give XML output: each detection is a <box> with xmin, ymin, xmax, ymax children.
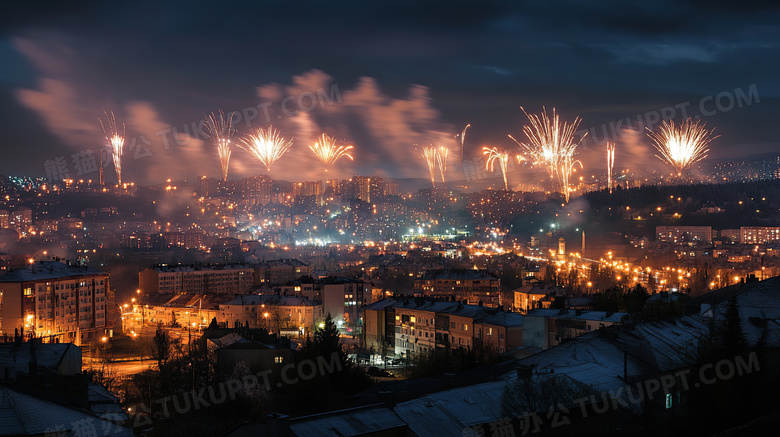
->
<box><xmin>722</xmin><ymin>293</ymin><xmax>746</xmax><ymax>357</ymax></box>
<box><xmin>313</xmin><ymin>313</ymin><xmax>343</xmax><ymax>363</ymax></box>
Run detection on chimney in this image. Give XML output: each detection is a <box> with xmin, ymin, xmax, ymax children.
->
<box><xmin>516</xmin><ymin>364</ymin><xmax>534</xmax><ymax>380</ymax></box>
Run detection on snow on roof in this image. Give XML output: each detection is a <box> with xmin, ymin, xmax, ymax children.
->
<box><xmin>526</xmin><ymin>308</ymin><xmax>627</xmax><ymax>323</ymax></box>
<box><xmin>474</xmin><ymin>311</ymin><xmax>524</xmax><ymax>328</ymax></box>
<box><xmin>207</xmin><ymin>333</ymin><xmax>250</xmax><ymax>350</ymax></box>
<box><xmin>289</xmin><ymin>406</ymin><xmax>406</xmax><ymax>437</ymax></box>
<box><xmin>711</xmin><ymin>280</ymin><xmax>780</xmax><ymax>347</ymax></box>
<box><xmin>393</xmin><ymin>381</ymin><xmax>506</xmax><ymax>436</ymax></box>
<box><xmin>517</xmin><ymin>333</ymin><xmax>646</xmax><ymax>393</ymax></box>
<box><xmin>0</xmin><ymin>261</ymin><xmax>106</xmax><ymax>283</ymax></box>
<box><xmin>0</xmin><ymin>387</ymin><xmax>132</xmax><ymax>436</ymax></box>
<box><xmin>617</xmin><ymin>316</ymin><xmax>707</xmax><ymax>372</ymax></box>
<box><xmin>151</xmin><ymin>264</ymin><xmax>253</xmax><ymax>273</ymax></box>
<box><xmin>0</xmin><ymin>343</ymin><xmax>76</xmax><ymax>374</ymax></box>
<box><xmin>222</xmin><ymin>294</ymin><xmax>319</xmax><ymax>307</ymax></box>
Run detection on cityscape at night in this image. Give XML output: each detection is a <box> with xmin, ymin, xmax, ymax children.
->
<box><xmin>1</xmin><ymin>1</ymin><xmax>779</xmax><ymax>436</ymax></box>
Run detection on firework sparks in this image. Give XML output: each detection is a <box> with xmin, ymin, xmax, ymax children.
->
<box><xmin>559</xmin><ymin>155</ymin><xmax>583</xmax><ymax>202</ymax></box>
<box><xmin>422</xmin><ymin>146</ymin><xmax>438</xmax><ymax>188</ymax></box>
<box><xmin>509</xmin><ymin>107</ymin><xmax>585</xmax><ymax>202</ymax></box>
<box><xmin>239</xmin><ymin>126</ymin><xmax>293</xmax><ymax>172</ymax></box>
<box><xmin>483</xmin><ymin>147</ymin><xmax>509</xmax><ymax>190</ymax></box>
<box><xmin>437</xmin><ymin>145</ymin><xmax>449</xmax><ymax>183</ymax></box>
<box><xmin>309</xmin><ymin>134</ymin><xmax>354</xmax><ymax>171</ymax></box>
<box><xmin>606</xmin><ymin>142</ymin><xmax>615</xmax><ymax>194</ymax></box>
<box><xmin>459</xmin><ymin>123</ymin><xmax>470</xmax><ymax>165</ymax></box>
<box><xmin>646</xmin><ymin>118</ymin><xmax>717</xmax><ymax>176</ymax></box>
<box><xmin>204</xmin><ymin>110</ymin><xmax>237</xmax><ymax>182</ymax></box>
<box><xmin>99</xmin><ymin>111</ymin><xmax>125</xmax><ymax>185</ymax></box>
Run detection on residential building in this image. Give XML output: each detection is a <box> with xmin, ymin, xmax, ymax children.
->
<box><xmin>656</xmin><ymin>226</ymin><xmax>713</xmax><ymax>244</ymax></box>
<box><xmin>321</xmin><ymin>277</ymin><xmax>369</xmax><ymax>335</ymax></box>
<box><xmin>414</xmin><ymin>269</ymin><xmax>501</xmax><ymax>307</ymax></box>
<box><xmin>473</xmin><ymin>310</ymin><xmax>524</xmax><ymax>354</ymax></box>
<box><xmin>522</xmin><ymin>308</ymin><xmax>627</xmax><ymax>350</ymax></box>
<box><xmin>740</xmin><ymin>226</ymin><xmax>780</xmax><ymax>245</ymax></box>
<box><xmin>366</xmin><ymin>298</ymin><xmax>524</xmax><ymax>359</ymax></box>
<box><xmin>255</xmin><ymin>259</ymin><xmax>311</xmax><ymax>285</ymax></box>
<box><xmin>138</xmin><ymin>264</ymin><xmax>255</xmax><ymax>295</ymax></box>
<box><xmin>219</xmin><ymin>294</ymin><xmax>323</xmax><ymax>338</ymax></box>
<box><xmin>513</xmin><ymin>283</ymin><xmax>564</xmax><ymax>312</ymax></box>
<box><xmin>0</xmin><ymin>261</ymin><xmax>110</xmax><ymax>345</ymax></box>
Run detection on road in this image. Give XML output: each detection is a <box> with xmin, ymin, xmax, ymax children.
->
<box><xmin>83</xmin><ymin>357</ymin><xmax>156</xmax><ymax>376</ymax></box>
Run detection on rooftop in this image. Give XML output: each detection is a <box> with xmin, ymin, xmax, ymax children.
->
<box><xmin>0</xmin><ymin>261</ymin><xmax>106</xmax><ymax>283</ymax></box>
<box><xmin>149</xmin><ymin>263</ymin><xmax>254</xmax><ymax>273</ymax></box>
<box><xmin>223</xmin><ymin>294</ymin><xmax>320</xmax><ymax>307</ymax></box>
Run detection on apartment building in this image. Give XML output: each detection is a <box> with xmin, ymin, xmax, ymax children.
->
<box><xmin>139</xmin><ymin>264</ymin><xmax>255</xmax><ymax>295</ymax></box>
<box><xmin>414</xmin><ymin>269</ymin><xmax>501</xmax><ymax>307</ymax></box>
<box><xmin>365</xmin><ymin>298</ymin><xmax>523</xmax><ymax>359</ymax></box>
<box><xmin>219</xmin><ymin>294</ymin><xmax>323</xmax><ymax>338</ymax></box>
<box><xmin>740</xmin><ymin>226</ymin><xmax>780</xmax><ymax>244</ymax></box>
<box><xmin>0</xmin><ymin>261</ymin><xmax>110</xmax><ymax>345</ymax></box>
<box><xmin>656</xmin><ymin>226</ymin><xmax>713</xmax><ymax>244</ymax></box>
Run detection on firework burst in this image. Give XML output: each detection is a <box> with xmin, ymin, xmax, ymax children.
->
<box><xmin>646</xmin><ymin>118</ymin><xmax>717</xmax><ymax>176</ymax></box>
<box><xmin>509</xmin><ymin>107</ymin><xmax>585</xmax><ymax>202</ymax></box>
<box><xmin>483</xmin><ymin>147</ymin><xmax>510</xmax><ymax>190</ymax></box>
<box><xmin>606</xmin><ymin>142</ymin><xmax>615</xmax><ymax>194</ymax></box>
<box><xmin>204</xmin><ymin>110</ymin><xmax>237</xmax><ymax>182</ymax></box>
<box><xmin>239</xmin><ymin>126</ymin><xmax>293</xmax><ymax>172</ymax></box>
<box><xmin>422</xmin><ymin>146</ymin><xmax>438</xmax><ymax>188</ymax></box>
<box><xmin>437</xmin><ymin>145</ymin><xmax>449</xmax><ymax>183</ymax></box>
<box><xmin>309</xmin><ymin>134</ymin><xmax>354</xmax><ymax>171</ymax></box>
<box><xmin>99</xmin><ymin>111</ymin><xmax>125</xmax><ymax>185</ymax></box>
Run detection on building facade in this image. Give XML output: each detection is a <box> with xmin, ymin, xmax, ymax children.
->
<box><xmin>414</xmin><ymin>269</ymin><xmax>501</xmax><ymax>307</ymax></box>
<box><xmin>740</xmin><ymin>226</ymin><xmax>780</xmax><ymax>244</ymax></box>
<box><xmin>656</xmin><ymin>226</ymin><xmax>713</xmax><ymax>244</ymax></box>
<box><xmin>0</xmin><ymin>261</ymin><xmax>110</xmax><ymax>345</ymax></box>
<box><xmin>139</xmin><ymin>264</ymin><xmax>255</xmax><ymax>295</ymax></box>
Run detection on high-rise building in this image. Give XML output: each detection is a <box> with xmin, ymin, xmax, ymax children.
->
<box><xmin>0</xmin><ymin>210</ymin><xmax>9</xmax><ymax>229</ymax></box>
<box><xmin>199</xmin><ymin>176</ymin><xmax>220</xmax><ymax>197</ymax></box>
<box><xmin>241</xmin><ymin>175</ymin><xmax>272</xmax><ymax>205</ymax></box>
<box><xmin>352</xmin><ymin>176</ymin><xmax>371</xmax><ymax>203</ymax></box>
<box><xmin>0</xmin><ymin>261</ymin><xmax>111</xmax><ymax>345</ymax></box>
<box><xmin>369</xmin><ymin>177</ymin><xmax>385</xmax><ymax>200</ymax></box>
<box><xmin>325</xmin><ymin>179</ymin><xmax>342</xmax><ymax>196</ymax></box>
<box><xmin>385</xmin><ymin>181</ymin><xmax>400</xmax><ymax>196</ymax></box>
<box><xmin>292</xmin><ymin>181</ymin><xmax>323</xmax><ymax>197</ymax></box>
<box><xmin>9</xmin><ymin>207</ymin><xmax>32</xmax><ymax>231</ymax></box>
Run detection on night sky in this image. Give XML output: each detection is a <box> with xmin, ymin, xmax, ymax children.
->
<box><xmin>1</xmin><ymin>0</ymin><xmax>779</xmax><ymax>183</ymax></box>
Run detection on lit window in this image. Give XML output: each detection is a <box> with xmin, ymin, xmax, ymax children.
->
<box><xmin>274</xmin><ymin>356</ymin><xmax>284</xmax><ymax>364</ymax></box>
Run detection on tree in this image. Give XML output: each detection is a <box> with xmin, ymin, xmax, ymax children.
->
<box><xmin>721</xmin><ymin>293</ymin><xmax>747</xmax><ymax>357</ymax></box>
<box><xmin>152</xmin><ymin>326</ymin><xmax>171</xmax><ymax>369</ymax></box>
<box><xmin>625</xmin><ymin>284</ymin><xmax>649</xmax><ymax>314</ymax></box>
<box><xmin>312</xmin><ymin>313</ymin><xmax>343</xmax><ymax>363</ymax></box>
